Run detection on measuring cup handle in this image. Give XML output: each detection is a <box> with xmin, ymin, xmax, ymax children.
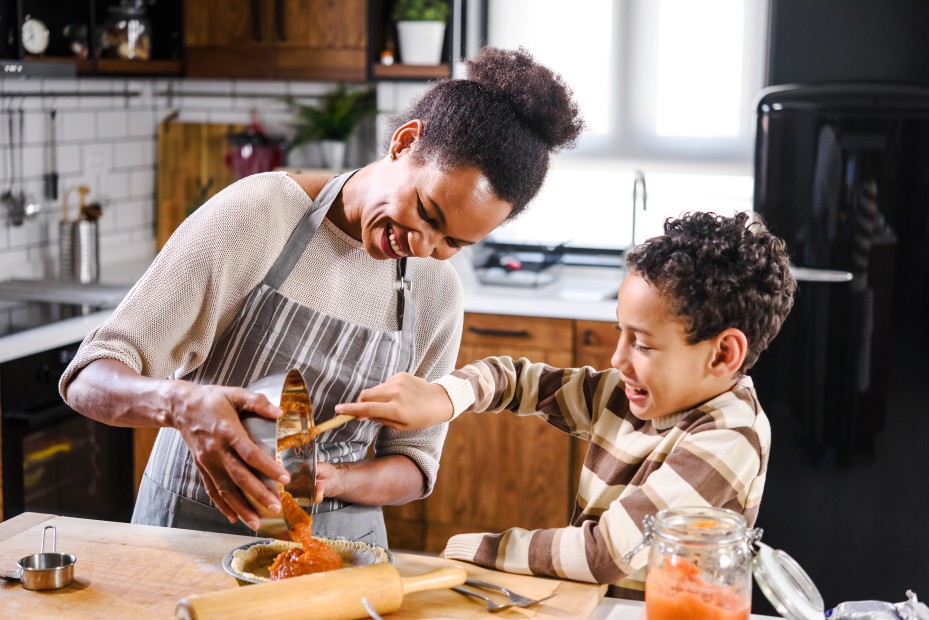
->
<box><xmin>40</xmin><ymin>525</ymin><xmax>57</xmax><ymax>554</ymax></box>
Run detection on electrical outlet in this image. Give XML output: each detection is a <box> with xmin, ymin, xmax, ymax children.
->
<box><xmin>85</xmin><ymin>144</ymin><xmax>111</xmax><ymax>172</ymax></box>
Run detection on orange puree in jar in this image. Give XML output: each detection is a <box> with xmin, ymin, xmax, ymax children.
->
<box><xmin>646</xmin><ymin>557</ymin><xmax>750</xmax><ymax>620</ymax></box>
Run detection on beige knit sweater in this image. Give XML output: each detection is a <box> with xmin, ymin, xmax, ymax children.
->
<box><xmin>60</xmin><ymin>171</ymin><xmax>463</xmax><ymax>494</ymax></box>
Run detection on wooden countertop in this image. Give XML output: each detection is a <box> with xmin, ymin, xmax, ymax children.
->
<box><xmin>0</xmin><ymin>513</ymin><xmax>606</xmax><ymax>619</ymax></box>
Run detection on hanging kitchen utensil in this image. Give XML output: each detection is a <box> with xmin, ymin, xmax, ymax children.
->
<box><xmin>1</xmin><ymin>108</ymin><xmax>16</xmax><ymax>222</ymax></box>
<box><xmin>44</xmin><ymin>109</ymin><xmax>58</xmax><ymax>200</ymax></box>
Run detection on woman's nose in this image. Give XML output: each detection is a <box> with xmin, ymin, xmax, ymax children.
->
<box><xmin>409</xmin><ymin>230</ymin><xmax>453</xmax><ymax>259</ymax></box>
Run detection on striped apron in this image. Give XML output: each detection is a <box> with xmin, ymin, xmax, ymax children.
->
<box><xmin>132</xmin><ymin>171</ymin><xmax>416</xmax><ymax>547</ymax></box>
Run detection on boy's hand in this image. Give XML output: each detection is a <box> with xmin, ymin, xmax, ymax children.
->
<box><xmin>335</xmin><ymin>372</ymin><xmax>453</xmax><ymax>430</ymax></box>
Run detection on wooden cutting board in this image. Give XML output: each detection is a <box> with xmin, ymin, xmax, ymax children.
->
<box><xmin>0</xmin><ymin>513</ymin><xmax>607</xmax><ymax>619</ymax></box>
<box><xmin>156</xmin><ymin>116</ymin><xmax>244</xmax><ymax>250</ymax></box>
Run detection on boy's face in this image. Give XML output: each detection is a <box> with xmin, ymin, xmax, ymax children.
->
<box><xmin>611</xmin><ymin>273</ymin><xmax>727</xmax><ymax>420</ymax></box>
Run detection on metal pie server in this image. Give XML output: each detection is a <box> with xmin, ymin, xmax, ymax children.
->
<box><xmin>241</xmin><ymin>369</ymin><xmax>316</xmax><ymax>538</ymax></box>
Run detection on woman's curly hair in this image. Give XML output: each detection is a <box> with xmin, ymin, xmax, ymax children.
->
<box><xmin>389</xmin><ymin>46</ymin><xmax>584</xmax><ymax>219</ymax></box>
<box><xmin>625</xmin><ymin>211</ymin><xmax>797</xmax><ymax>371</ymax></box>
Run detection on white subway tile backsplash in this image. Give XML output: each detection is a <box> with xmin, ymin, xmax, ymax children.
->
<box><xmin>97</xmin><ymin>111</ymin><xmax>130</xmax><ymax>140</ymax></box>
<box><xmin>2</xmin><ymin>76</ymin><xmax>396</xmax><ymax>280</ymax></box>
<box><xmin>113</xmin><ymin>140</ymin><xmax>152</xmax><ymax>168</ymax></box>
<box><xmin>101</xmin><ymin>170</ymin><xmax>131</xmax><ymax>200</ymax></box>
<box><xmin>59</xmin><ymin>111</ymin><xmax>96</xmax><ymax>142</ymax></box>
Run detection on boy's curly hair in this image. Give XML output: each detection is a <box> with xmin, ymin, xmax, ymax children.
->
<box><xmin>625</xmin><ymin>211</ymin><xmax>797</xmax><ymax>371</ymax></box>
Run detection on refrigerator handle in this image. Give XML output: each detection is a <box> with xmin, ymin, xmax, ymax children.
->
<box><xmin>789</xmin><ymin>266</ymin><xmax>854</xmax><ymax>283</ymax></box>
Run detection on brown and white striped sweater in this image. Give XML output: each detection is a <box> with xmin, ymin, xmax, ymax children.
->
<box><xmin>434</xmin><ymin>356</ymin><xmax>771</xmax><ymax>596</ymax></box>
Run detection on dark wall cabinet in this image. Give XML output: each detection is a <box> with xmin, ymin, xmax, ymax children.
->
<box><xmin>0</xmin><ymin>0</ymin><xmax>183</xmax><ymax>76</ymax></box>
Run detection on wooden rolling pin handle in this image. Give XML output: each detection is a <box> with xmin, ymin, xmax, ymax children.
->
<box><xmin>402</xmin><ymin>566</ymin><xmax>467</xmax><ymax>594</ymax></box>
<box><xmin>309</xmin><ymin>414</ymin><xmax>356</xmax><ymax>440</ymax></box>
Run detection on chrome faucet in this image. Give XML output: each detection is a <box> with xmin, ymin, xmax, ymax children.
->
<box><xmin>631</xmin><ymin>169</ymin><xmax>647</xmax><ymax>248</ymax></box>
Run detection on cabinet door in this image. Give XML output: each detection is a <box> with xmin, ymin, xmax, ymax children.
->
<box><xmin>185</xmin><ymin>0</ymin><xmax>273</xmax><ymax>78</ymax></box>
<box><xmin>422</xmin><ymin>314</ymin><xmax>575</xmax><ymax>552</ymax></box>
<box><xmin>570</xmin><ymin>320</ymin><xmax>619</xmax><ymax>502</ymax></box>
<box><xmin>273</xmin><ymin>0</ymin><xmax>368</xmax><ymax>81</ymax></box>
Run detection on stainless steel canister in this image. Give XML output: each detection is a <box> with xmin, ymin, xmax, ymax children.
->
<box><xmin>73</xmin><ymin>219</ymin><xmax>99</xmax><ymax>283</ymax></box>
<box><xmin>59</xmin><ymin>219</ymin><xmax>74</xmax><ymax>279</ymax></box>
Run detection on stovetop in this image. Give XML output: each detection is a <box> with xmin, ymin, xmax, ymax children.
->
<box><xmin>0</xmin><ymin>279</ymin><xmax>132</xmax><ymax>338</ymax></box>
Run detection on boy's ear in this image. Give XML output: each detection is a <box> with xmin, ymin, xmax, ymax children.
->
<box><xmin>709</xmin><ymin>328</ymin><xmax>748</xmax><ymax>376</ymax></box>
<box><xmin>389</xmin><ymin>119</ymin><xmax>424</xmax><ymax>158</ymax></box>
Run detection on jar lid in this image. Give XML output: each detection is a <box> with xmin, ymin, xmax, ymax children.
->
<box><xmin>752</xmin><ymin>542</ymin><xmax>825</xmax><ymax>620</ymax></box>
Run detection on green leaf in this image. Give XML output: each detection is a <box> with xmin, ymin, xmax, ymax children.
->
<box><xmin>392</xmin><ymin>0</ymin><xmax>448</xmax><ymax>23</ymax></box>
<box><xmin>284</xmin><ymin>85</ymin><xmax>377</xmax><ymax>149</ymax></box>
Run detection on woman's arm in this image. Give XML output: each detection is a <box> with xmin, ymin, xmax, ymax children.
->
<box><xmin>67</xmin><ymin>358</ymin><xmax>290</xmax><ymax>530</ymax></box>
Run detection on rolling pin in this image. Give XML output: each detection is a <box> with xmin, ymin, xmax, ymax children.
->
<box><xmin>175</xmin><ymin>563</ymin><xmax>467</xmax><ymax>620</ymax></box>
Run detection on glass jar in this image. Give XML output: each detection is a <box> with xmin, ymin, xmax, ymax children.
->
<box><xmin>102</xmin><ymin>0</ymin><xmax>151</xmax><ymax>61</ymax></box>
<box><xmin>644</xmin><ymin>506</ymin><xmax>756</xmax><ymax>620</ymax></box>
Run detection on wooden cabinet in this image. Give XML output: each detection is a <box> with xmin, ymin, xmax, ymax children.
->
<box><xmin>384</xmin><ymin>313</ymin><xmax>617</xmax><ymax>553</ymax></box>
<box><xmin>185</xmin><ymin>0</ymin><xmax>368</xmax><ymax>81</ymax></box>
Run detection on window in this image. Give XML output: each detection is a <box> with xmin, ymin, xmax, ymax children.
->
<box><xmin>479</xmin><ymin>0</ymin><xmax>766</xmax><ymax>249</ymax></box>
<box><xmin>486</xmin><ymin>0</ymin><xmax>769</xmax><ymax>167</ymax></box>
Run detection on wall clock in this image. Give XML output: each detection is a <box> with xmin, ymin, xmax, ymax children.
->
<box><xmin>22</xmin><ymin>15</ymin><xmax>50</xmax><ymax>55</ymax></box>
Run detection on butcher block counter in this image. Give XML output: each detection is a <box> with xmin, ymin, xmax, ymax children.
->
<box><xmin>0</xmin><ymin>512</ymin><xmax>608</xmax><ymax>619</ymax></box>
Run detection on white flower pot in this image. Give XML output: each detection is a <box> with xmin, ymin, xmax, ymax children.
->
<box><xmin>396</xmin><ymin>21</ymin><xmax>446</xmax><ymax>66</ymax></box>
<box><xmin>320</xmin><ymin>140</ymin><xmax>347</xmax><ymax>169</ymax></box>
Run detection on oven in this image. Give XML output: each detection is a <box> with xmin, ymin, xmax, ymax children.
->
<box><xmin>0</xmin><ymin>297</ymin><xmax>135</xmax><ymax>522</ymax></box>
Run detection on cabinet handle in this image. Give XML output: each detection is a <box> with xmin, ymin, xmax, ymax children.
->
<box><xmin>583</xmin><ymin>330</ymin><xmax>594</xmax><ymax>346</ymax></box>
<box><xmin>252</xmin><ymin>0</ymin><xmax>263</xmax><ymax>41</ymax></box>
<box><xmin>275</xmin><ymin>0</ymin><xmax>285</xmax><ymax>41</ymax></box>
<box><xmin>468</xmin><ymin>326</ymin><xmax>530</xmax><ymax>338</ymax></box>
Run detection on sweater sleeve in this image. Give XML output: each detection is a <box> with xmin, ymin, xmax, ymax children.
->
<box><xmin>434</xmin><ymin>356</ymin><xmax>621</xmax><ymax>439</ymax></box>
<box><xmin>443</xmin><ymin>416</ymin><xmax>767</xmax><ymax>585</ymax></box>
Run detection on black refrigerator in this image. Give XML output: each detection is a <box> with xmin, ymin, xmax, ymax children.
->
<box><xmin>750</xmin><ymin>83</ymin><xmax>929</xmax><ymax>612</ymax></box>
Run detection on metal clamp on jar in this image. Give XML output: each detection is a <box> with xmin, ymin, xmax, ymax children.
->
<box><xmin>625</xmin><ymin>506</ymin><xmax>826</xmax><ymax>620</ymax></box>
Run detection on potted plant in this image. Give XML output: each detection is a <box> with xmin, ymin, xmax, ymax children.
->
<box><xmin>285</xmin><ymin>84</ymin><xmax>377</xmax><ymax>169</ymax></box>
<box><xmin>392</xmin><ymin>0</ymin><xmax>449</xmax><ymax>66</ymax></box>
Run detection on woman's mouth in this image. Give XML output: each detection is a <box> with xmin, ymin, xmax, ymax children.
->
<box><xmin>382</xmin><ymin>223</ymin><xmax>411</xmax><ymax>258</ymax></box>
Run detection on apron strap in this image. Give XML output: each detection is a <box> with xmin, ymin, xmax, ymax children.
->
<box><xmin>263</xmin><ymin>170</ymin><xmax>357</xmax><ymax>289</ymax></box>
<box><xmin>398</xmin><ymin>257</ymin><xmax>416</xmax><ymax>334</ymax></box>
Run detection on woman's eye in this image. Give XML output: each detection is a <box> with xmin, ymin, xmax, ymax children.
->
<box><xmin>446</xmin><ymin>237</ymin><xmax>460</xmax><ymax>249</ymax></box>
<box><xmin>418</xmin><ymin>205</ymin><xmax>436</xmax><ymax>226</ymax></box>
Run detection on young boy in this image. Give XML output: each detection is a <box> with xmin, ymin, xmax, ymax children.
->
<box><xmin>336</xmin><ymin>211</ymin><xmax>797</xmax><ymax>597</ymax></box>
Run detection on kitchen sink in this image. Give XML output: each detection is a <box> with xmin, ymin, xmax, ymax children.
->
<box><xmin>0</xmin><ymin>278</ymin><xmax>132</xmax><ymax>306</ymax></box>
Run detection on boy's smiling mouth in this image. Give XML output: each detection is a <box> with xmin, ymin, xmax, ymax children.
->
<box><xmin>624</xmin><ymin>383</ymin><xmax>649</xmax><ymax>402</ymax></box>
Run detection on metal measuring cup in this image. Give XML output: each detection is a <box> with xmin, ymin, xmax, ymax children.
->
<box><xmin>1</xmin><ymin>525</ymin><xmax>77</xmax><ymax>590</ymax></box>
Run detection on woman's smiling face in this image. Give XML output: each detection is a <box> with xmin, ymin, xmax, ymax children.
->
<box><xmin>338</xmin><ymin>120</ymin><xmax>514</xmax><ymax>262</ymax></box>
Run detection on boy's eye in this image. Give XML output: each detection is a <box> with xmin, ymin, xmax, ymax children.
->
<box><xmin>634</xmin><ymin>344</ymin><xmax>652</xmax><ymax>353</ymax></box>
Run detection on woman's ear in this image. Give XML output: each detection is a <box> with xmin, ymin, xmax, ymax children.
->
<box><xmin>710</xmin><ymin>328</ymin><xmax>748</xmax><ymax>377</ymax></box>
<box><xmin>388</xmin><ymin>119</ymin><xmax>424</xmax><ymax>159</ymax></box>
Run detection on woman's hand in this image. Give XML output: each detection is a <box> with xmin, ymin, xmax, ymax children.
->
<box><xmin>334</xmin><ymin>372</ymin><xmax>453</xmax><ymax>431</ymax></box>
<box><xmin>168</xmin><ymin>381</ymin><xmax>290</xmax><ymax>530</ymax></box>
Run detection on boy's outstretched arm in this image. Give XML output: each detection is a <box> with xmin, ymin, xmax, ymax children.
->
<box><xmin>336</xmin><ymin>372</ymin><xmax>454</xmax><ymax>430</ymax></box>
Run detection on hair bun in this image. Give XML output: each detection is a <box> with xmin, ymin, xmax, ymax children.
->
<box><xmin>466</xmin><ymin>46</ymin><xmax>584</xmax><ymax>152</ymax></box>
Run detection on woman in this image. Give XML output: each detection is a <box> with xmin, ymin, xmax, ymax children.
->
<box><xmin>59</xmin><ymin>47</ymin><xmax>584</xmax><ymax>547</ymax></box>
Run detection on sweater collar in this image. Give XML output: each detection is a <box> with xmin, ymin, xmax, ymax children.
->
<box><xmin>649</xmin><ymin>376</ymin><xmax>755</xmax><ymax>430</ymax></box>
